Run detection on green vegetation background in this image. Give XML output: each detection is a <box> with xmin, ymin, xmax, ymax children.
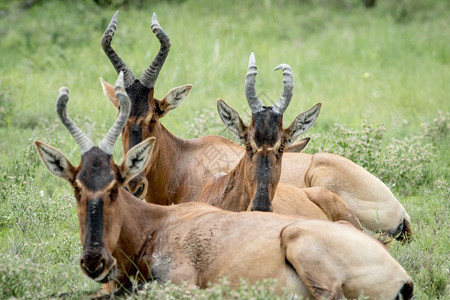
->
<box><xmin>0</xmin><ymin>0</ymin><xmax>448</xmax><ymax>298</ymax></box>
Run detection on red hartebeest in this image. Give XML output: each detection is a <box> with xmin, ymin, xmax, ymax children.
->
<box><xmin>35</xmin><ymin>74</ymin><xmax>413</xmax><ymax>299</ymax></box>
<box><xmin>99</xmin><ymin>12</ymin><xmax>411</xmax><ymax>240</ymax></box>
<box><xmin>100</xmin><ymin>11</ymin><xmax>242</xmax><ymax>204</ymax></box>
<box><xmin>199</xmin><ymin>59</ymin><xmax>362</xmax><ymax>230</ymax></box>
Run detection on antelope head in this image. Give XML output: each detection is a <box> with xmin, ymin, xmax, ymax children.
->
<box><xmin>100</xmin><ymin>11</ymin><xmax>192</xmax><ymax>198</ymax></box>
<box><xmin>35</xmin><ymin>73</ymin><xmax>155</xmax><ymax>283</ymax></box>
<box><xmin>217</xmin><ymin>53</ymin><xmax>321</xmax><ymax>212</ymax></box>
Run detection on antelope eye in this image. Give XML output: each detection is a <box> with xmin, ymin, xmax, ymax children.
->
<box><xmin>105</xmin><ymin>181</ymin><xmax>119</xmax><ymax>201</ymax></box>
<box><xmin>73</xmin><ymin>186</ymin><xmax>82</xmax><ymax>201</ymax></box>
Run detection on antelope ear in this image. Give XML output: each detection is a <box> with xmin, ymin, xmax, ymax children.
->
<box><xmin>156</xmin><ymin>84</ymin><xmax>192</xmax><ymax>118</ymax></box>
<box><xmin>100</xmin><ymin>77</ymin><xmax>120</xmax><ymax>108</ymax></box>
<box><xmin>35</xmin><ymin>141</ymin><xmax>76</xmax><ymax>183</ymax></box>
<box><xmin>285</xmin><ymin>137</ymin><xmax>310</xmax><ymax>153</ymax></box>
<box><xmin>217</xmin><ymin>99</ymin><xmax>247</xmax><ymax>144</ymax></box>
<box><xmin>119</xmin><ymin>138</ymin><xmax>156</xmax><ymax>185</ymax></box>
<box><xmin>284</xmin><ymin>103</ymin><xmax>321</xmax><ymax>146</ymax></box>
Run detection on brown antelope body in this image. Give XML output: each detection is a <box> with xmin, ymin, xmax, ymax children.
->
<box><xmin>100</xmin><ymin>12</ymin><xmax>411</xmax><ymax>239</ymax></box>
<box><xmin>199</xmin><ymin>55</ymin><xmax>362</xmax><ymax>230</ymax></box>
<box><xmin>35</xmin><ymin>76</ymin><xmax>413</xmax><ymax>299</ymax></box>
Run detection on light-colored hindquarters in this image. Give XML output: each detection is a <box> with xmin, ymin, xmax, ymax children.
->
<box><xmin>281</xmin><ymin>152</ymin><xmax>409</xmax><ymax>234</ymax></box>
<box><xmin>281</xmin><ymin>220</ymin><xmax>412</xmax><ymax>299</ymax></box>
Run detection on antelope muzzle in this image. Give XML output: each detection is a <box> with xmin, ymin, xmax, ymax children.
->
<box><xmin>80</xmin><ymin>247</ymin><xmax>116</xmax><ymax>283</ymax></box>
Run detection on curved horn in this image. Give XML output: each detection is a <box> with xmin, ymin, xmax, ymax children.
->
<box><xmin>140</xmin><ymin>12</ymin><xmax>171</xmax><ymax>89</ymax></box>
<box><xmin>56</xmin><ymin>88</ymin><xmax>94</xmax><ymax>155</ymax></box>
<box><xmin>273</xmin><ymin>63</ymin><xmax>294</xmax><ymax>114</ymax></box>
<box><xmin>245</xmin><ymin>52</ymin><xmax>263</xmax><ymax>114</ymax></box>
<box><xmin>99</xmin><ymin>72</ymin><xmax>131</xmax><ymax>154</ymax></box>
<box><xmin>101</xmin><ymin>11</ymin><xmax>136</xmax><ymax>88</ymax></box>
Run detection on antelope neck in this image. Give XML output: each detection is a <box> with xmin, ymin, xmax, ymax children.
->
<box><xmin>116</xmin><ymin>190</ymin><xmax>169</xmax><ymax>265</ymax></box>
<box><xmin>144</xmin><ymin>124</ymin><xmax>185</xmax><ymax>205</ymax></box>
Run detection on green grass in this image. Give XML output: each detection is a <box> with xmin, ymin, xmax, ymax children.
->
<box><xmin>0</xmin><ymin>0</ymin><xmax>449</xmax><ymax>298</ymax></box>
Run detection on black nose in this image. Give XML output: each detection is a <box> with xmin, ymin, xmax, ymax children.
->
<box><xmin>396</xmin><ymin>280</ymin><xmax>414</xmax><ymax>300</ymax></box>
<box><xmin>395</xmin><ymin>218</ymin><xmax>412</xmax><ymax>243</ymax></box>
<box><xmin>392</xmin><ymin>220</ymin><xmax>404</xmax><ymax>238</ymax></box>
<box><xmin>80</xmin><ymin>255</ymin><xmax>105</xmax><ymax>279</ymax></box>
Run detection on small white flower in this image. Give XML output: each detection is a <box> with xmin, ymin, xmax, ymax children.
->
<box><xmin>40</xmin><ymin>190</ymin><xmax>44</xmax><ymax>198</ymax></box>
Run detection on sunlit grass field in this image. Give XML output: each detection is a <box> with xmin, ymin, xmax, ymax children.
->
<box><xmin>0</xmin><ymin>0</ymin><xmax>449</xmax><ymax>298</ymax></box>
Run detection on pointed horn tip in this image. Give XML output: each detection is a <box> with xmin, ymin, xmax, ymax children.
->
<box><xmin>151</xmin><ymin>12</ymin><xmax>160</xmax><ymax>25</ymax></box>
<box><xmin>248</xmin><ymin>52</ymin><xmax>256</xmax><ymax>66</ymax></box>
<box><xmin>274</xmin><ymin>63</ymin><xmax>292</xmax><ymax>72</ymax></box>
<box><xmin>108</xmin><ymin>11</ymin><xmax>118</xmax><ymax>24</ymax></box>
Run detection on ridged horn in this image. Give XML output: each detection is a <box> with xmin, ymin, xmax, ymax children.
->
<box><xmin>273</xmin><ymin>63</ymin><xmax>294</xmax><ymax>114</ymax></box>
<box><xmin>98</xmin><ymin>72</ymin><xmax>131</xmax><ymax>154</ymax></box>
<box><xmin>56</xmin><ymin>88</ymin><xmax>94</xmax><ymax>155</ymax></box>
<box><xmin>245</xmin><ymin>52</ymin><xmax>263</xmax><ymax>114</ymax></box>
<box><xmin>101</xmin><ymin>11</ymin><xmax>136</xmax><ymax>88</ymax></box>
<box><xmin>140</xmin><ymin>12</ymin><xmax>171</xmax><ymax>89</ymax></box>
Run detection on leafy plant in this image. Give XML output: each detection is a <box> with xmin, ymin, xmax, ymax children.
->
<box><xmin>308</xmin><ymin>120</ymin><xmax>436</xmax><ymax>195</ymax></box>
<box><xmin>423</xmin><ymin>111</ymin><xmax>449</xmax><ymax>144</ymax></box>
<box><xmin>0</xmin><ymin>253</ymin><xmax>45</xmax><ymax>299</ymax></box>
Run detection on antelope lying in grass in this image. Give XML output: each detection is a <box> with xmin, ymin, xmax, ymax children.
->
<box><xmin>199</xmin><ymin>57</ymin><xmax>362</xmax><ymax>230</ymax></box>
<box><xmin>35</xmin><ymin>73</ymin><xmax>413</xmax><ymax>299</ymax></box>
<box><xmin>99</xmin><ymin>12</ymin><xmax>411</xmax><ymax>240</ymax></box>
